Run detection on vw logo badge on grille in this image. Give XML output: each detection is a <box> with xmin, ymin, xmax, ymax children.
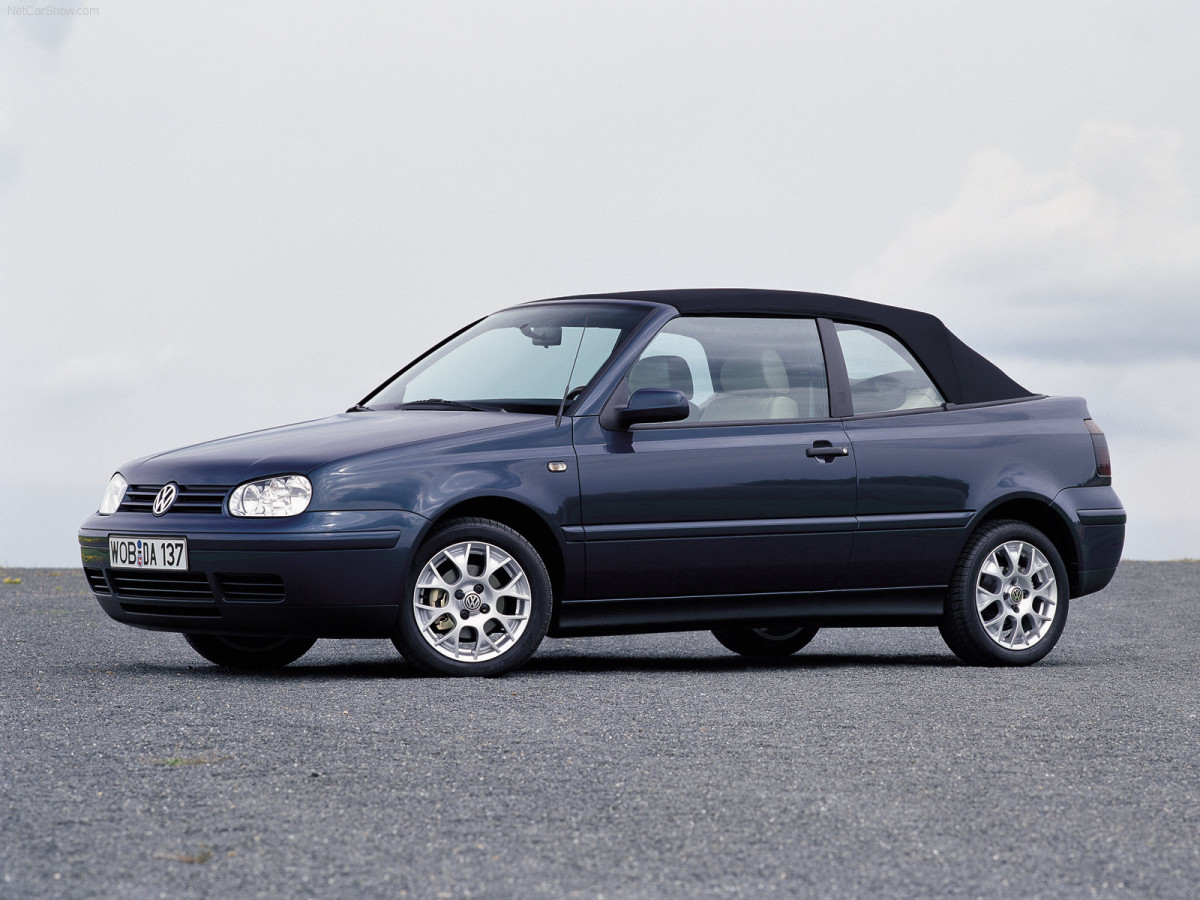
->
<box><xmin>152</xmin><ymin>483</ymin><xmax>179</xmax><ymax>516</ymax></box>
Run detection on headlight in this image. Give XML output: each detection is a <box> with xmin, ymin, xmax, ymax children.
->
<box><xmin>228</xmin><ymin>475</ymin><xmax>312</xmax><ymax>518</ymax></box>
<box><xmin>98</xmin><ymin>473</ymin><xmax>128</xmax><ymax>515</ymax></box>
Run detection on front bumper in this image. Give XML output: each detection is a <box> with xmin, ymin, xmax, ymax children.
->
<box><xmin>79</xmin><ymin>509</ymin><xmax>429</xmax><ymax>638</ymax></box>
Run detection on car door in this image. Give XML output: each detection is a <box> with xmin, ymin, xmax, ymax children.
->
<box><xmin>572</xmin><ymin>315</ymin><xmax>857</xmax><ymax>600</ymax></box>
<box><xmin>828</xmin><ymin>321</ymin><xmax>974</xmax><ymax>589</ymax></box>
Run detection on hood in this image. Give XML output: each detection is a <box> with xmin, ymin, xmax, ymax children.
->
<box><xmin>123</xmin><ymin>410</ymin><xmax>549</xmax><ymax>485</ymax></box>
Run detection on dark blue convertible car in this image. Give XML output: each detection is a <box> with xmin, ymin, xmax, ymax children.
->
<box><xmin>80</xmin><ymin>289</ymin><xmax>1125</xmax><ymax>675</ymax></box>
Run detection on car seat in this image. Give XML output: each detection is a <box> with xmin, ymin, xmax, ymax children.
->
<box><xmin>700</xmin><ymin>349</ymin><xmax>799</xmax><ymax>422</ymax></box>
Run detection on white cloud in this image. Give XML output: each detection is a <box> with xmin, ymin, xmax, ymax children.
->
<box><xmin>848</xmin><ymin>122</ymin><xmax>1200</xmax><ymax>559</ymax></box>
<box><xmin>849</xmin><ymin>122</ymin><xmax>1200</xmax><ymax>361</ymax></box>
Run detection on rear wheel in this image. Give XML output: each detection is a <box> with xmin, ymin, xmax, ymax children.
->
<box><xmin>939</xmin><ymin>519</ymin><xmax>1069</xmax><ymax>666</ymax></box>
<box><xmin>392</xmin><ymin>517</ymin><xmax>552</xmax><ymax>677</ymax></box>
<box><xmin>711</xmin><ymin>623</ymin><xmax>819</xmax><ymax>658</ymax></box>
<box><xmin>184</xmin><ymin>633</ymin><xmax>316</xmax><ymax>669</ymax></box>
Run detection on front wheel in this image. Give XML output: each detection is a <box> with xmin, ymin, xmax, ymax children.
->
<box><xmin>184</xmin><ymin>633</ymin><xmax>316</xmax><ymax>669</ymax></box>
<box><xmin>939</xmin><ymin>520</ymin><xmax>1069</xmax><ymax>666</ymax></box>
<box><xmin>391</xmin><ymin>517</ymin><xmax>552</xmax><ymax>676</ymax></box>
<box><xmin>711</xmin><ymin>623</ymin><xmax>819</xmax><ymax>657</ymax></box>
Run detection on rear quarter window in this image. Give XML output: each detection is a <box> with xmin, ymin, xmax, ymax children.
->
<box><xmin>835</xmin><ymin>323</ymin><xmax>944</xmax><ymax>415</ymax></box>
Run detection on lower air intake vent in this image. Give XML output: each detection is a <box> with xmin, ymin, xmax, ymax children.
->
<box><xmin>217</xmin><ymin>574</ymin><xmax>286</xmax><ymax>602</ymax></box>
<box><xmin>109</xmin><ymin>570</ymin><xmax>215</xmax><ymax>601</ymax></box>
<box><xmin>84</xmin><ymin>568</ymin><xmax>111</xmax><ymax>595</ymax></box>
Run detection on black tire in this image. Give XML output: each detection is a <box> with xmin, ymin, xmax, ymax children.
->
<box><xmin>184</xmin><ymin>633</ymin><xmax>316</xmax><ymax>669</ymax></box>
<box><xmin>711</xmin><ymin>623</ymin><xmax>819</xmax><ymax>658</ymax></box>
<box><xmin>391</xmin><ymin>517</ymin><xmax>552</xmax><ymax>677</ymax></box>
<box><xmin>939</xmin><ymin>519</ymin><xmax>1070</xmax><ymax>666</ymax></box>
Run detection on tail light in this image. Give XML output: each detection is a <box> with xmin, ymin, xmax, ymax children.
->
<box><xmin>1084</xmin><ymin>419</ymin><xmax>1112</xmax><ymax>478</ymax></box>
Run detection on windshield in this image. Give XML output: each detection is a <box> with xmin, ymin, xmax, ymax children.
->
<box><xmin>363</xmin><ymin>303</ymin><xmax>651</xmax><ymax>414</ymax></box>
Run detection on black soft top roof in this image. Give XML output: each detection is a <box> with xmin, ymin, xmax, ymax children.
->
<box><xmin>540</xmin><ymin>288</ymin><xmax>1033</xmax><ymax>406</ymax></box>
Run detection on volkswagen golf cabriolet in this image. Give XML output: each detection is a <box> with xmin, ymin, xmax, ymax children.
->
<box><xmin>80</xmin><ymin>289</ymin><xmax>1125</xmax><ymax>675</ymax></box>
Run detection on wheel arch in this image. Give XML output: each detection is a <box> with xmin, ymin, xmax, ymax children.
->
<box><xmin>420</xmin><ymin>495</ymin><xmax>568</xmax><ymax>610</ymax></box>
<box><xmin>971</xmin><ymin>497</ymin><xmax>1080</xmax><ymax>596</ymax></box>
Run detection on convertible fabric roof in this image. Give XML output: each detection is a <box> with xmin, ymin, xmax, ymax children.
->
<box><xmin>540</xmin><ymin>288</ymin><xmax>1034</xmax><ymax>406</ymax></box>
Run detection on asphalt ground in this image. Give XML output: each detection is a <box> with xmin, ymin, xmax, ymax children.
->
<box><xmin>1</xmin><ymin>562</ymin><xmax>1198</xmax><ymax>899</ymax></box>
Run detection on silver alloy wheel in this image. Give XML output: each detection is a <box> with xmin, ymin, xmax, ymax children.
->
<box><xmin>975</xmin><ymin>539</ymin><xmax>1058</xmax><ymax>650</ymax></box>
<box><xmin>412</xmin><ymin>539</ymin><xmax>532</xmax><ymax>663</ymax></box>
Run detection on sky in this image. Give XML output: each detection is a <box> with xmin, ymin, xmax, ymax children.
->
<box><xmin>2</xmin><ymin>1</ymin><xmax>1197</xmax><ymax>565</ymax></box>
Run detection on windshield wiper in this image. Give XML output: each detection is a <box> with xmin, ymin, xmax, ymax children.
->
<box><xmin>396</xmin><ymin>399</ymin><xmax>499</xmax><ymax>412</ymax></box>
<box><xmin>346</xmin><ymin>404</ymin><xmax>372</xmax><ymax>413</ymax></box>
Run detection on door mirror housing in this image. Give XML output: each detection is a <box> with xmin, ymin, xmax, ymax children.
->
<box><xmin>604</xmin><ymin>388</ymin><xmax>690</xmax><ymax>430</ymax></box>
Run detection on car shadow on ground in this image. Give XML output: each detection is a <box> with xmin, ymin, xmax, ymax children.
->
<box><xmin>523</xmin><ymin>651</ymin><xmax>961</xmax><ymax>674</ymax></box>
<box><xmin>99</xmin><ymin>650</ymin><xmax>964</xmax><ymax>681</ymax></box>
<box><xmin>99</xmin><ymin>659</ymin><xmax>415</xmax><ymax>680</ymax></box>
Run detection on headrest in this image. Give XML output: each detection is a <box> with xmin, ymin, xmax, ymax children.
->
<box><xmin>719</xmin><ymin>349</ymin><xmax>789</xmax><ymax>392</ymax></box>
<box><xmin>628</xmin><ymin>355</ymin><xmax>694</xmax><ymax>399</ymax></box>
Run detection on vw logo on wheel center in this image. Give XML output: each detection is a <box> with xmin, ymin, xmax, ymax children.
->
<box><xmin>152</xmin><ymin>483</ymin><xmax>179</xmax><ymax>516</ymax></box>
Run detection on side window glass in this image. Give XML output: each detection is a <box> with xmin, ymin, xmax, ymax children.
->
<box><xmin>835</xmin><ymin>323</ymin><xmax>944</xmax><ymax>415</ymax></box>
<box><xmin>627</xmin><ymin>317</ymin><xmax>828</xmax><ymax>424</ymax></box>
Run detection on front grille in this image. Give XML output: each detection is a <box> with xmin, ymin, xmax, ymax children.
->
<box><xmin>84</xmin><ymin>568</ymin><xmax>111</xmax><ymax>595</ymax></box>
<box><xmin>119</xmin><ymin>484</ymin><xmax>231</xmax><ymax>515</ymax></box>
<box><xmin>217</xmin><ymin>574</ymin><xmax>285</xmax><ymax>602</ymax></box>
<box><xmin>109</xmin><ymin>570</ymin><xmax>215</xmax><ymax>601</ymax></box>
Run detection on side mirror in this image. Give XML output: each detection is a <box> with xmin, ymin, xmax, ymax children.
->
<box><xmin>604</xmin><ymin>389</ymin><xmax>690</xmax><ymax>430</ymax></box>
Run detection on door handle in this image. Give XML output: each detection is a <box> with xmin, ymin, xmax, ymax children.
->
<box><xmin>806</xmin><ymin>443</ymin><xmax>850</xmax><ymax>459</ymax></box>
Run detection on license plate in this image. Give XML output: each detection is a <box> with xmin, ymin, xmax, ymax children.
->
<box><xmin>109</xmin><ymin>536</ymin><xmax>189</xmax><ymax>571</ymax></box>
